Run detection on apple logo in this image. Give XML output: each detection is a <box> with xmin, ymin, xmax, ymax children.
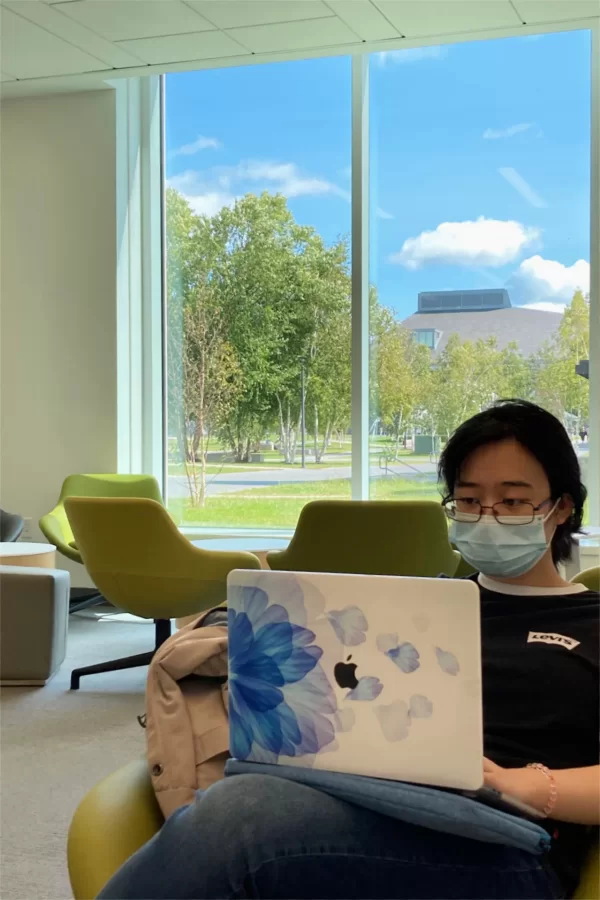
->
<box><xmin>334</xmin><ymin>655</ymin><xmax>359</xmax><ymax>690</ymax></box>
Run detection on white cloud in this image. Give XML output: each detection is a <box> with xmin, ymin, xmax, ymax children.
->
<box><xmin>390</xmin><ymin>216</ymin><xmax>540</xmax><ymax>269</ymax></box>
<box><xmin>171</xmin><ymin>160</ymin><xmax>394</xmax><ymax>219</ymax></box>
<box><xmin>509</xmin><ymin>255</ymin><xmax>590</xmax><ymax>306</ymax></box>
<box><xmin>483</xmin><ymin>123</ymin><xmax>537</xmax><ymax>140</ymax></box>
<box><xmin>188</xmin><ymin>192</ymin><xmax>237</xmax><ymax>217</ymax></box>
<box><xmin>168</xmin><ymin>170</ymin><xmax>202</xmax><ymax>194</ymax></box>
<box><xmin>522</xmin><ymin>302</ymin><xmax>567</xmax><ymax>313</ymax></box>
<box><xmin>171</xmin><ymin>135</ymin><xmax>222</xmax><ymax>157</ymax></box>
<box><xmin>499</xmin><ymin>167</ymin><xmax>546</xmax><ymax>208</ymax></box>
<box><xmin>376</xmin><ymin>46</ymin><xmax>447</xmax><ymax>67</ymax></box>
<box><xmin>168</xmin><ymin>159</ymin><xmax>350</xmax><ymax>217</ymax></box>
<box><xmin>168</xmin><ymin>171</ymin><xmax>237</xmax><ymax>215</ymax></box>
<box><xmin>237</xmin><ymin>160</ymin><xmax>350</xmax><ymax>201</ymax></box>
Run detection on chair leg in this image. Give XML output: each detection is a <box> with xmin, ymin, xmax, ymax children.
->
<box><xmin>69</xmin><ymin>591</ymin><xmax>105</xmax><ymax>614</ymax></box>
<box><xmin>70</xmin><ymin>619</ymin><xmax>173</xmax><ymax>690</ymax></box>
<box><xmin>155</xmin><ymin>618</ymin><xmax>172</xmax><ymax>648</ymax></box>
<box><xmin>70</xmin><ymin>651</ymin><xmax>154</xmax><ymax>690</ymax></box>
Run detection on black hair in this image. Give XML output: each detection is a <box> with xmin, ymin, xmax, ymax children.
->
<box><xmin>438</xmin><ymin>399</ymin><xmax>586</xmax><ymax>564</ymax></box>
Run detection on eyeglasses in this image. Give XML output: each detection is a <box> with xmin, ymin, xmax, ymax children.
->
<box><xmin>443</xmin><ymin>497</ymin><xmax>553</xmax><ymax>526</ymax></box>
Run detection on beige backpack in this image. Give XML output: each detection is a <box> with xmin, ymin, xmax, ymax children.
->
<box><xmin>144</xmin><ymin>608</ymin><xmax>230</xmax><ymax>818</ymax></box>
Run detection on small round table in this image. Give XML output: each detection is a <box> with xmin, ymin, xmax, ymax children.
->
<box><xmin>0</xmin><ymin>542</ymin><xmax>57</xmax><ymax>569</ymax></box>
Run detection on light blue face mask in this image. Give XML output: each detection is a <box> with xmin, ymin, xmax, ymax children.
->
<box><xmin>449</xmin><ymin>501</ymin><xmax>559</xmax><ymax>577</ymax></box>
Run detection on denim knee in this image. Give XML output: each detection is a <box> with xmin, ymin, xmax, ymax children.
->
<box><xmin>194</xmin><ymin>773</ymin><xmax>294</xmax><ymax>843</ymax></box>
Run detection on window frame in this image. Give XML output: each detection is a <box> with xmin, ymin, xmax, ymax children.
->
<box><xmin>118</xmin><ymin>21</ymin><xmax>600</xmax><ymax>534</ymax></box>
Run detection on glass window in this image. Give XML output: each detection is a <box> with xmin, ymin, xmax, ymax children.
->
<box><xmin>369</xmin><ymin>31</ymin><xmax>591</xmax><ymax>507</ymax></box>
<box><xmin>164</xmin><ymin>58</ymin><xmax>351</xmax><ymax>532</ymax></box>
<box><xmin>159</xmin><ymin>30</ymin><xmax>594</xmax><ymax>533</ymax></box>
<box><xmin>413</xmin><ymin>329</ymin><xmax>441</xmax><ymax>349</ymax></box>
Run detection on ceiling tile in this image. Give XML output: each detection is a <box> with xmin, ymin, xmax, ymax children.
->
<box><xmin>2</xmin><ymin>1</ymin><xmax>146</xmax><ymax>68</ymax></box>
<box><xmin>187</xmin><ymin>1</ymin><xmax>333</xmax><ymax>29</ymax></box>
<box><xmin>512</xmin><ymin>1</ymin><xmax>600</xmax><ymax>24</ymax></box>
<box><xmin>117</xmin><ymin>29</ymin><xmax>245</xmax><ymax>64</ymax></box>
<box><xmin>228</xmin><ymin>15</ymin><xmax>359</xmax><ymax>53</ymax></box>
<box><xmin>374</xmin><ymin>1</ymin><xmax>521</xmax><ymax>37</ymax></box>
<box><xmin>326</xmin><ymin>0</ymin><xmax>400</xmax><ymax>40</ymax></box>
<box><xmin>53</xmin><ymin>0</ymin><xmax>216</xmax><ymax>41</ymax></box>
<box><xmin>0</xmin><ymin>7</ymin><xmax>107</xmax><ymax>78</ymax></box>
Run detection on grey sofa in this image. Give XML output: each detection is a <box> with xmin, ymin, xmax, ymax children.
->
<box><xmin>0</xmin><ymin>565</ymin><xmax>69</xmax><ymax>684</ymax></box>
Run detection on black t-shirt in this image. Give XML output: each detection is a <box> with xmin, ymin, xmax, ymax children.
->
<box><xmin>477</xmin><ymin>575</ymin><xmax>599</xmax><ymax>895</ymax></box>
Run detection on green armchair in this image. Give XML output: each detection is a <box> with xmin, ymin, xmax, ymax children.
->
<box><xmin>267</xmin><ymin>500</ymin><xmax>460</xmax><ymax>577</ymax></box>
<box><xmin>64</xmin><ymin>496</ymin><xmax>260</xmax><ymax>689</ymax></box>
<box><xmin>67</xmin><ymin>758</ymin><xmax>599</xmax><ymax>900</ymax></box>
<box><xmin>571</xmin><ymin>565</ymin><xmax>600</xmax><ymax>592</ymax></box>
<box><xmin>39</xmin><ymin>474</ymin><xmax>163</xmax><ymax>612</ymax></box>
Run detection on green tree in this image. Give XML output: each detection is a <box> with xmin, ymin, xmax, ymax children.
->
<box><xmin>372</xmin><ymin>310</ymin><xmax>431</xmax><ymax>452</ymax></box>
<box><xmin>306</xmin><ymin>290</ymin><xmax>351</xmax><ymax>462</ymax></box>
<box><xmin>165</xmin><ymin>187</ymin><xmax>201</xmax><ymax>463</ymax></box>
<box><xmin>424</xmin><ymin>334</ymin><xmax>508</xmax><ymax>440</ymax></box>
<box><xmin>166</xmin><ymin>188</ymin><xmax>243</xmax><ymax>504</ymax></box>
<box><xmin>166</xmin><ymin>189</ymin><xmax>353</xmax><ymax>473</ymax></box>
<box><xmin>287</xmin><ymin>237</ymin><xmax>352</xmax><ymax>463</ymax></box>
<box><xmin>180</xmin><ymin>293</ymin><xmax>241</xmax><ymax>506</ymax></box>
<box><xmin>204</xmin><ymin>193</ymin><xmax>352</xmax><ymax>463</ymax></box>
<box><xmin>535</xmin><ymin>290</ymin><xmax>589</xmax><ymax>432</ymax></box>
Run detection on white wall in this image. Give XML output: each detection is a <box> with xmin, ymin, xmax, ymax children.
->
<box><xmin>0</xmin><ymin>89</ymin><xmax>117</xmax><ymax>585</ymax></box>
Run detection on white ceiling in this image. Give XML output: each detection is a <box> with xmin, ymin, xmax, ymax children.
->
<box><xmin>1</xmin><ymin>0</ymin><xmax>598</xmax><ymax>97</ymax></box>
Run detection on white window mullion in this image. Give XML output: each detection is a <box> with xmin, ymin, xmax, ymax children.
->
<box><xmin>116</xmin><ymin>76</ymin><xmax>163</xmax><ymax>493</ymax></box>
<box><xmin>140</xmin><ymin>76</ymin><xmax>163</xmax><ymax>486</ymax></box>
<box><xmin>116</xmin><ymin>78</ymin><xmax>139</xmax><ymax>475</ymax></box>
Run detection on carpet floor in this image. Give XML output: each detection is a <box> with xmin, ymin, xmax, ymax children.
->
<box><xmin>1</xmin><ymin>612</ymin><xmax>155</xmax><ymax>900</ymax></box>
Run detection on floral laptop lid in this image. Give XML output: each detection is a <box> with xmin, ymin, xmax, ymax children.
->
<box><xmin>227</xmin><ymin>570</ymin><xmax>482</xmax><ymax>791</ymax></box>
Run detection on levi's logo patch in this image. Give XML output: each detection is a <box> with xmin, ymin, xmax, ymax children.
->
<box><xmin>527</xmin><ymin>631</ymin><xmax>580</xmax><ymax>651</ymax></box>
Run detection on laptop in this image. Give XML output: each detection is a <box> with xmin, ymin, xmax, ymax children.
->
<box><xmin>226</xmin><ymin>569</ymin><xmax>542</xmax><ymax>819</ymax></box>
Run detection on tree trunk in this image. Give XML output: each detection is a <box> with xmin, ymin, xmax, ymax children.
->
<box><xmin>393</xmin><ymin>411</ymin><xmax>403</xmax><ymax>456</ymax></box>
<box><xmin>176</xmin><ymin>409</ymin><xmax>188</xmax><ymax>464</ymax></box>
<box><xmin>276</xmin><ymin>395</ymin><xmax>288</xmax><ymax>461</ymax></box>
<box><xmin>289</xmin><ymin>412</ymin><xmax>301</xmax><ymax>465</ymax></box>
<box><xmin>316</xmin><ymin>419</ymin><xmax>333</xmax><ymax>464</ymax></box>
<box><xmin>280</xmin><ymin>399</ymin><xmax>298</xmax><ymax>464</ymax></box>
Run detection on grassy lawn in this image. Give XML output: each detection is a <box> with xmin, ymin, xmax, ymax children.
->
<box><xmin>169</xmin><ymin>475</ymin><xmax>441</xmax><ymax>529</ymax></box>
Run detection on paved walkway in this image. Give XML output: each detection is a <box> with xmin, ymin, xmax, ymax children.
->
<box><xmin>168</xmin><ymin>459</ymin><xmax>437</xmax><ymax>499</ymax></box>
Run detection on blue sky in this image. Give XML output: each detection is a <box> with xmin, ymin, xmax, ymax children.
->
<box><xmin>165</xmin><ymin>28</ymin><xmax>590</xmax><ymax>322</ymax></box>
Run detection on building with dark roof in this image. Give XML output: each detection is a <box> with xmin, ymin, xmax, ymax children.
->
<box><xmin>401</xmin><ymin>288</ymin><xmax>561</xmax><ymax>357</ymax></box>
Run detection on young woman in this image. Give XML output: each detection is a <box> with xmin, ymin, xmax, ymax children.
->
<box><xmin>100</xmin><ymin>400</ymin><xmax>599</xmax><ymax>900</ymax></box>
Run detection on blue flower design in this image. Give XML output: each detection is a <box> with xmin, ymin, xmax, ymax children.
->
<box><xmin>228</xmin><ymin>585</ymin><xmax>337</xmax><ymax>761</ymax></box>
<box><xmin>326</xmin><ymin>606</ymin><xmax>368</xmax><ymax>646</ymax></box>
<box><xmin>377</xmin><ymin>633</ymin><xmax>420</xmax><ymax>673</ymax></box>
<box><xmin>346</xmin><ymin>676</ymin><xmax>384</xmax><ymax>701</ymax></box>
<box><xmin>435</xmin><ymin>646</ymin><xmax>460</xmax><ymax>676</ymax></box>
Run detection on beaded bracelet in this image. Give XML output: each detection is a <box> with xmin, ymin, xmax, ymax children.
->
<box><xmin>527</xmin><ymin>762</ymin><xmax>558</xmax><ymax>818</ymax></box>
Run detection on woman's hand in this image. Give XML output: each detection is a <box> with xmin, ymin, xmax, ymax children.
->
<box><xmin>483</xmin><ymin>759</ymin><xmax>600</xmax><ymax>825</ymax></box>
<box><xmin>483</xmin><ymin>758</ymin><xmax>548</xmax><ymax>812</ymax></box>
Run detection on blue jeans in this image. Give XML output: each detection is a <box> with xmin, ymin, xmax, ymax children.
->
<box><xmin>98</xmin><ymin>774</ymin><xmax>563</xmax><ymax>900</ymax></box>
